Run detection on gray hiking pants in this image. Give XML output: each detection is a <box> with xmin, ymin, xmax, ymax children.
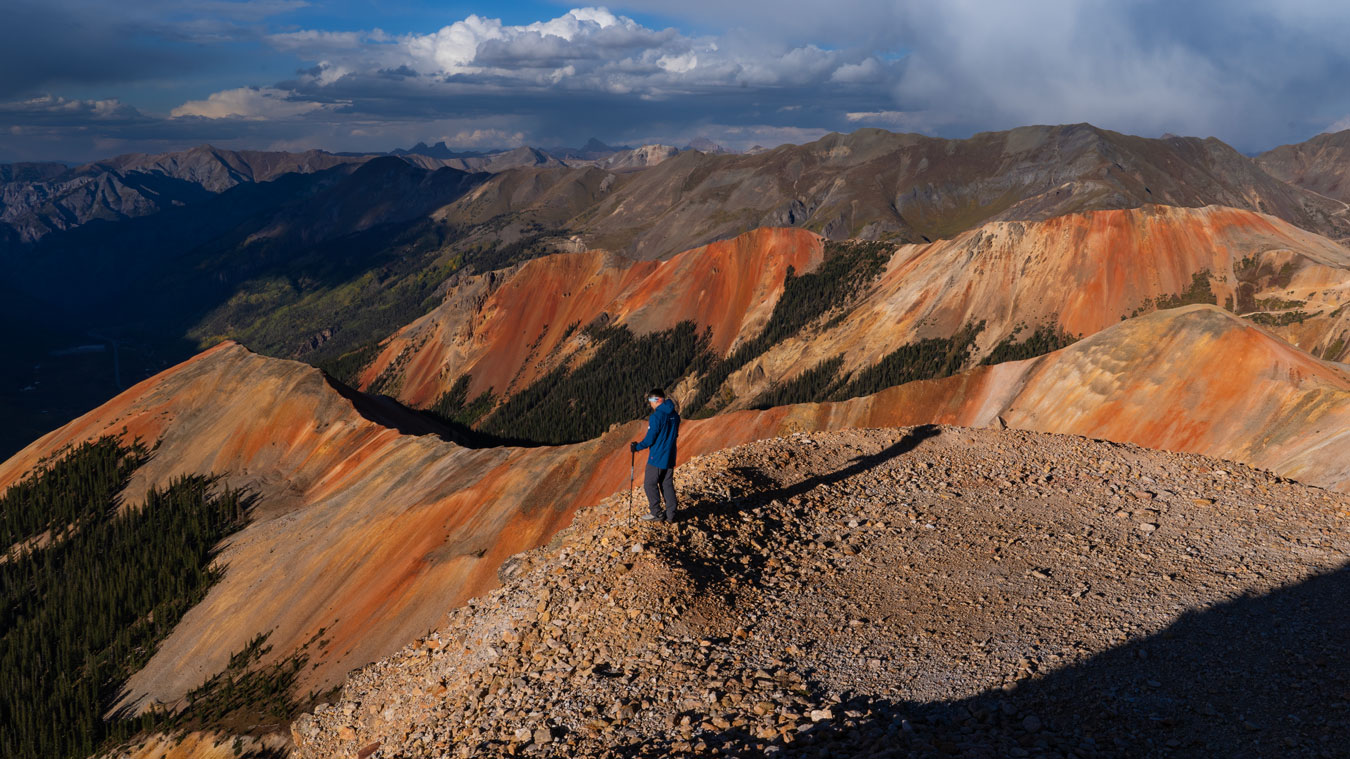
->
<box><xmin>643</xmin><ymin>464</ymin><xmax>677</xmax><ymax>521</ymax></box>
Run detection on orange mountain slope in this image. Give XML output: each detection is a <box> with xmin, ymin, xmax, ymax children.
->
<box><xmin>0</xmin><ymin>338</ymin><xmax>834</xmax><ymax>715</ymax></box>
<box><xmin>357</xmin><ymin>226</ymin><xmax>824</xmax><ymax>406</ymax></box>
<box><xmin>802</xmin><ymin>305</ymin><xmax>1350</xmax><ymax>491</ymax></box>
<box><xmin>727</xmin><ymin>204</ymin><xmax>1350</xmax><ymax>406</ymax></box>
<box><xmin>359</xmin><ymin>206</ymin><xmax>1350</xmax><ymax>415</ymax></box>
<box><xmin>2</xmin><ymin>304</ymin><xmax>1348</xmax><ymax>725</ymax></box>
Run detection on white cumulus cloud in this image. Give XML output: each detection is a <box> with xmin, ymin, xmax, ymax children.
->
<box><xmin>266</xmin><ymin>7</ymin><xmax>888</xmax><ymax>98</ymax></box>
<box><xmin>171</xmin><ymin>87</ymin><xmax>337</xmax><ymax>119</ymax></box>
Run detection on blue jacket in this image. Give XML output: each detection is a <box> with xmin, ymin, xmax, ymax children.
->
<box><xmin>635</xmin><ymin>399</ymin><xmax>680</xmax><ymax>469</ymax></box>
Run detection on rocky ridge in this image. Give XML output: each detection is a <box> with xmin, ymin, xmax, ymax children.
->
<box><xmin>293</xmin><ymin>425</ymin><xmax>1350</xmax><ymax>759</ymax></box>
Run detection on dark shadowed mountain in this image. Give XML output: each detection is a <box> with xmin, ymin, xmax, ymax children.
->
<box><xmin>543</xmin><ymin>137</ymin><xmax>634</xmax><ymax>160</ymax></box>
<box><xmin>0</xmin><ymin>146</ymin><xmax>371</xmax><ymax>244</ymax></box>
<box><xmin>389</xmin><ymin>141</ymin><xmax>495</xmax><ymax>159</ymax></box>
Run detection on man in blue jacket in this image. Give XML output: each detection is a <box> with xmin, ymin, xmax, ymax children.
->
<box><xmin>631</xmin><ymin>388</ymin><xmax>681</xmax><ymax>523</ymax></box>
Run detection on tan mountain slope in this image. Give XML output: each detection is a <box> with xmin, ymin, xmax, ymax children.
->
<box><xmin>437</xmin><ymin>123</ymin><xmax>1350</xmax><ymax>260</ymax></box>
<box><xmin>1258</xmin><ymin>128</ymin><xmax>1350</xmax><ymax>207</ymax></box>
<box><xmin>292</xmin><ymin>426</ymin><xmax>1350</xmax><ymax>759</ymax></box>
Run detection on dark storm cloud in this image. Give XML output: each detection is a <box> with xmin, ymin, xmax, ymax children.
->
<box><xmin>615</xmin><ymin>0</ymin><xmax>1350</xmax><ymax>151</ymax></box>
<box><xmin>0</xmin><ymin>1</ymin><xmax>204</xmax><ymax>99</ymax></box>
<box><xmin>8</xmin><ymin>1</ymin><xmax>1350</xmax><ymax>160</ymax></box>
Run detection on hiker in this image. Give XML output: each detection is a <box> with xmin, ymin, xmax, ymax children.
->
<box><xmin>631</xmin><ymin>388</ymin><xmax>680</xmax><ymax>522</ymax></box>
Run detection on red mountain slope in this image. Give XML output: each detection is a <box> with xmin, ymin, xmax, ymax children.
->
<box><xmin>359</xmin><ymin>206</ymin><xmax>1350</xmax><ymax>415</ymax></box>
<box><xmin>0</xmin><ymin>339</ymin><xmax>830</xmax><ymax>714</ymax></box>
<box><xmin>728</xmin><ymin>205</ymin><xmax>1350</xmax><ymax>405</ymax></box>
<box><xmin>358</xmin><ymin>227</ymin><xmax>824</xmax><ymax>406</ymax></box>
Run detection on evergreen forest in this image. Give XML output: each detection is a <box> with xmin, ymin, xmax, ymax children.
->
<box><xmin>687</xmin><ymin>240</ymin><xmax>891</xmax><ymax>416</ymax></box>
<box><xmin>0</xmin><ymin>438</ymin><xmax>251</xmax><ymax>759</ymax></box>
<box><xmin>747</xmin><ymin>323</ymin><xmax>986</xmax><ymax>408</ymax></box>
<box><xmin>981</xmin><ymin>324</ymin><xmax>1080</xmax><ymax>365</ymax></box>
<box><xmin>475</xmin><ymin>321</ymin><xmax>710</xmax><ymax>444</ymax></box>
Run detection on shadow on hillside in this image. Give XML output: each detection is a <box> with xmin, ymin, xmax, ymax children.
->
<box><xmin>626</xmin><ymin>561</ymin><xmax>1350</xmax><ymax>758</ymax></box>
<box><xmin>323</xmin><ymin>375</ymin><xmax>544</xmax><ymax>449</ymax></box>
<box><xmin>676</xmin><ymin>423</ymin><xmax>941</xmax><ymax>524</ymax></box>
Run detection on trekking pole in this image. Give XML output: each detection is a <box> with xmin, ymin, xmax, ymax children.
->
<box><xmin>628</xmin><ymin>449</ymin><xmax>635</xmax><ymax>523</ymax></box>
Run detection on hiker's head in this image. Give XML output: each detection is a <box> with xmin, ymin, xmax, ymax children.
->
<box><xmin>646</xmin><ymin>388</ymin><xmax>666</xmax><ymax>408</ymax></box>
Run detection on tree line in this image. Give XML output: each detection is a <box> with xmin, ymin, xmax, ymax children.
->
<box><xmin>0</xmin><ymin>438</ymin><xmax>249</xmax><ymax>759</ymax></box>
<box><xmin>687</xmin><ymin>240</ymin><xmax>891</xmax><ymax>416</ymax></box>
<box><xmin>476</xmin><ymin>321</ymin><xmax>709</xmax><ymax>444</ymax></box>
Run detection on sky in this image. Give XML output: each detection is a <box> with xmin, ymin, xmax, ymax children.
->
<box><xmin>4</xmin><ymin>0</ymin><xmax>1350</xmax><ymax>162</ymax></box>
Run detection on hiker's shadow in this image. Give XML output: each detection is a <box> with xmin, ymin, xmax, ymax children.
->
<box><xmin>665</xmin><ymin>425</ymin><xmax>940</xmax><ymax>592</ymax></box>
<box><xmin>676</xmin><ymin>424</ymin><xmax>940</xmax><ymax>524</ymax></box>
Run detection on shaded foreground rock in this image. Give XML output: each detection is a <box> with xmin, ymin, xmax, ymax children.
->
<box><xmin>293</xmin><ymin>426</ymin><xmax>1350</xmax><ymax>758</ymax></box>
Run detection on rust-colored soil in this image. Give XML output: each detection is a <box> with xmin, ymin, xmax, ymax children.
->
<box><xmin>359</xmin><ymin>207</ymin><xmax>1350</xmax><ymax>413</ymax></box>
<box><xmin>359</xmin><ymin>227</ymin><xmax>824</xmax><ymax>406</ymax></box>
<box><xmin>3</xmin><ymin>304</ymin><xmax>1347</xmax><ymax>744</ymax></box>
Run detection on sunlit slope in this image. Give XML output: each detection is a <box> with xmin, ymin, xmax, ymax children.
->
<box><xmin>728</xmin><ymin>204</ymin><xmax>1350</xmax><ymax>406</ymax></box>
<box><xmin>809</xmin><ymin>305</ymin><xmax>1350</xmax><ymax>491</ymax></box>
<box><xmin>357</xmin><ymin>227</ymin><xmax>825</xmax><ymax>406</ymax></box>
<box><xmin>359</xmin><ymin>206</ymin><xmax>1350</xmax><ymax>417</ymax></box>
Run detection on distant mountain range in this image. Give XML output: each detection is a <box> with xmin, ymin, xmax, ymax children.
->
<box><xmin>0</xmin><ymin>138</ymin><xmax>721</xmax><ymax>247</ymax></box>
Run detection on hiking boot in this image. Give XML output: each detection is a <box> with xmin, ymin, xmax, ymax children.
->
<box><xmin>639</xmin><ymin>513</ymin><xmax>659</xmax><ymax>522</ymax></box>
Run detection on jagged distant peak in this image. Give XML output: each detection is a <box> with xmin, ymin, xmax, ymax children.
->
<box><xmin>581</xmin><ymin>136</ymin><xmax>618</xmax><ymax>152</ymax></box>
<box><xmin>684</xmin><ymin>136</ymin><xmax>730</xmax><ymax>153</ymax></box>
<box><xmin>389</xmin><ymin>141</ymin><xmax>498</xmax><ymax>159</ymax></box>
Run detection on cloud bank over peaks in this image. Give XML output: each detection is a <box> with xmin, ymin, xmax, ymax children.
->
<box><xmin>259</xmin><ymin>6</ymin><xmax>884</xmax><ymax>101</ymax></box>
